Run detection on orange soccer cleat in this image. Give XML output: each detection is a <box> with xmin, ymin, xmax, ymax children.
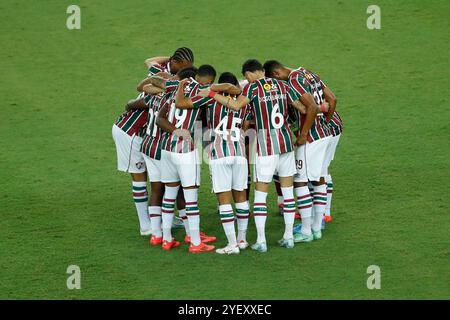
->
<box><xmin>149</xmin><ymin>235</ymin><xmax>163</xmax><ymax>246</ymax></box>
<box><xmin>324</xmin><ymin>215</ymin><xmax>333</xmax><ymax>223</ymax></box>
<box><xmin>188</xmin><ymin>242</ymin><xmax>215</xmax><ymax>253</ymax></box>
<box><xmin>184</xmin><ymin>231</ymin><xmax>217</xmax><ymax>244</ymax></box>
<box><xmin>161</xmin><ymin>239</ymin><xmax>180</xmax><ymax>251</ymax></box>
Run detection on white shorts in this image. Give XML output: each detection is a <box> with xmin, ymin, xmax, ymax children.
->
<box><xmin>324</xmin><ymin>134</ymin><xmax>341</xmax><ymax>169</ymax></box>
<box><xmin>209</xmin><ymin>156</ymin><xmax>248</xmax><ymax>193</ymax></box>
<box><xmin>160</xmin><ymin>150</ymin><xmax>201</xmax><ymax>187</ymax></box>
<box><xmin>143</xmin><ymin>154</ymin><xmax>161</xmax><ymax>182</ymax></box>
<box><xmin>254</xmin><ymin>151</ymin><xmax>296</xmax><ymax>183</ymax></box>
<box><xmin>294</xmin><ymin>136</ymin><xmax>332</xmax><ymax>183</ymax></box>
<box><xmin>112</xmin><ymin>124</ymin><xmax>146</xmax><ymax>174</ymax></box>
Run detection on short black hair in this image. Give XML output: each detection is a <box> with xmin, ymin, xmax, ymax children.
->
<box><xmin>218</xmin><ymin>72</ymin><xmax>238</xmax><ymax>86</ymax></box>
<box><xmin>177</xmin><ymin>66</ymin><xmax>198</xmax><ymax>80</ymax></box>
<box><xmin>241</xmin><ymin>59</ymin><xmax>263</xmax><ymax>76</ymax></box>
<box><xmin>171</xmin><ymin>47</ymin><xmax>194</xmax><ymax>63</ymax></box>
<box><xmin>263</xmin><ymin>60</ymin><xmax>284</xmax><ymax>78</ymax></box>
<box><xmin>197</xmin><ymin>64</ymin><xmax>216</xmax><ymax>80</ymax></box>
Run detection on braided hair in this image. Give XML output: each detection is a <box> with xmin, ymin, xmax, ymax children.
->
<box><xmin>170</xmin><ymin>47</ymin><xmax>194</xmax><ymax>63</ymax></box>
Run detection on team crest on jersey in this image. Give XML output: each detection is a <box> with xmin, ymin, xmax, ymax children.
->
<box><xmin>136</xmin><ymin>162</ymin><xmax>145</xmax><ymax>170</ymax></box>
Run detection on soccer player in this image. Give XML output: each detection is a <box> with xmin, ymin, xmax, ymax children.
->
<box><xmin>154</xmin><ymin>65</ymin><xmax>219</xmax><ymax>253</ymax></box>
<box><xmin>174</xmin><ymin>72</ymin><xmax>251</xmax><ymax>255</ymax></box>
<box><xmin>112</xmin><ymin>96</ymin><xmax>152</xmax><ymax>236</ymax></box>
<box><xmin>198</xmin><ymin>59</ymin><xmax>317</xmax><ymax>252</ymax></box>
<box><xmin>323</xmin><ymin>111</ymin><xmax>343</xmax><ymax>222</ymax></box>
<box><xmin>144</xmin><ymin>47</ymin><xmax>194</xmax><ymax>76</ymax></box>
<box><xmin>263</xmin><ymin>60</ymin><xmax>337</xmax><ymax>242</ymax></box>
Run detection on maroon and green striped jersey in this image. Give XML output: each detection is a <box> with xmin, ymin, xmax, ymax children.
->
<box><xmin>148</xmin><ymin>62</ymin><xmax>171</xmax><ymax>76</ymax></box>
<box><xmin>114</xmin><ymin>61</ymin><xmax>169</xmax><ymax>137</ymax></box>
<box><xmin>288</xmin><ymin>67</ymin><xmax>331</xmax><ymax>143</ymax></box>
<box><xmin>191</xmin><ymin>93</ymin><xmax>252</xmax><ymax>160</ymax></box>
<box><xmin>160</xmin><ymin>78</ymin><xmax>210</xmax><ymax>153</ymax></box>
<box><xmin>140</xmin><ymin>92</ymin><xmax>175</xmax><ymax>160</ymax></box>
<box><xmin>242</xmin><ymin>78</ymin><xmax>297</xmax><ymax>156</ymax></box>
<box><xmin>329</xmin><ymin>111</ymin><xmax>343</xmax><ymax>136</ymax></box>
<box><xmin>114</xmin><ymin>93</ymin><xmax>148</xmax><ymax>137</ymax></box>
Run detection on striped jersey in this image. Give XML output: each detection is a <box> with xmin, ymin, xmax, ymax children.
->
<box><xmin>192</xmin><ymin>93</ymin><xmax>252</xmax><ymax>160</ymax></box>
<box><xmin>288</xmin><ymin>67</ymin><xmax>331</xmax><ymax>143</ymax></box>
<box><xmin>242</xmin><ymin>78</ymin><xmax>297</xmax><ymax>156</ymax></box>
<box><xmin>160</xmin><ymin>78</ymin><xmax>210</xmax><ymax>153</ymax></box>
<box><xmin>114</xmin><ymin>92</ymin><xmax>148</xmax><ymax>137</ymax></box>
<box><xmin>140</xmin><ymin>92</ymin><xmax>174</xmax><ymax>160</ymax></box>
<box><xmin>148</xmin><ymin>62</ymin><xmax>171</xmax><ymax>76</ymax></box>
<box><xmin>329</xmin><ymin>111</ymin><xmax>344</xmax><ymax>136</ymax></box>
<box><xmin>114</xmin><ymin>63</ymin><xmax>171</xmax><ymax>137</ymax></box>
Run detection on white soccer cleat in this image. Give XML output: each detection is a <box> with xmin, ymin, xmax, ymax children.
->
<box><xmin>216</xmin><ymin>245</ymin><xmax>240</xmax><ymax>255</ymax></box>
<box><xmin>140</xmin><ymin>229</ymin><xmax>152</xmax><ymax>236</ymax></box>
<box><xmin>238</xmin><ymin>240</ymin><xmax>249</xmax><ymax>250</ymax></box>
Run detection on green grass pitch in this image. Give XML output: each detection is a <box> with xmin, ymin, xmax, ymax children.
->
<box><xmin>1</xmin><ymin>0</ymin><xmax>449</xmax><ymax>299</ymax></box>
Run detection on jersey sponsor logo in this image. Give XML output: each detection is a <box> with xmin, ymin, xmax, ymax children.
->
<box><xmin>260</xmin><ymin>93</ymin><xmax>286</xmax><ymax>102</ymax></box>
<box><xmin>263</xmin><ymin>83</ymin><xmax>278</xmax><ymax>92</ymax></box>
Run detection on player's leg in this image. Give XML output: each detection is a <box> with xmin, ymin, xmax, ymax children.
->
<box><xmin>148</xmin><ymin>181</ymin><xmax>164</xmax><ymax>244</ymax></box>
<box><xmin>112</xmin><ymin>125</ymin><xmax>152</xmax><ymax>236</ymax></box>
<box><xmin>232</xmin><ymin>156</ymin><xmax>250</xmax><ymax>250</ymax></box>
<box><xmin>251</xmin><ymin>154</ymin><xmax>277</xmax><ymax>252</ymax></box>
<box><xmin>273</xmin><ymin>175</ymin><xmax>284</xmax><ymax>216</ymax></box>
<box><xmin>130</xmin><ymin>172</ymin><xmax>152</xmax><ymax>236</ymax></box>
<box><xmin>159</xmin><ymin>150</ymin><xmax>181</xmax><ymax>250</ymax></box>
<box><xmin>176</xmin><ymin>189</ymin><xmax>190</xmax><ymax>239</ymax></box>
<box><xmin>142</xmin><ymin>154</ymin><xmax>164</xmax><ymax>244</ymax></box>
<box><xmin>308</xmin><ymin>137</ymin><xmax>332</xmax><ymax>239</ymax></box>
<box><xmin>210</xmin><ymin>157</ymin><xmax>239</xmax><ymax>254</ymax></box>
<box><xmin>178</xmin><ymin>150</ymin><xmax>215</xmax><ymax>253</ymax></box>
<box><xmin>293</xmin><ymin>144</ymin><xmax>314</xmax><ymax>242</ymax></box>
<box><xmin>276</xmin><ymin>151</ymin><xmax>296</xmax><ymax>248</ymax></box>
<box><xmin>325</xmin><ymin>134</ymin><xmax>340</xmax><ymax>222</ymax></box>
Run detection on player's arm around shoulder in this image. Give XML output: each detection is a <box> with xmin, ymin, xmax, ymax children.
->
<box><xmin>197</xmin><ymin>87</ymin><xmax>249</xmax><ymax>112</ymax></box>
<box><xmin>144</xmin><ymin>56</ymin><xmax>169</xmax><ymax>69</ymax></box>
<box><xmin>175</xmin><ymin>79</ymin><xmax>195</xmax><ymax>109</ymax></box>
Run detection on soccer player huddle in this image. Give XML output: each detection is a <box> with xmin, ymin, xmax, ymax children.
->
<box><xmin>112</xmin><ymin>47</ymin><xmax>343</xmax><ymax>255</ymax></box>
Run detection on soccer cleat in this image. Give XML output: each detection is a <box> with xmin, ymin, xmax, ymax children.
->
<box><xmin>278</xmin><ymin>238</ymin><xmax>295</xmax><ymax>249</ymax></box>
<box><xmin>238</xmin><ymin>240</ymin><xmax>249</xmax><ymax>250</ymax></box>
<box><xmin>295</xmin><ymin>212</ymin><xmax>300</xmax><ymax>220</ymax></box>
<box><xmin>161</xmin><ymin>239</ymin><xmax>180</xmax><ymax>251</ymax></box>
<box><xmin>184</xmin><ymin>231</ymin><xmax>217</xmax><ymax>244</ymax></box>
<box><xmin>149</xmin><ymin>235</ymin><xmax>163</xmax><ymax>246</ymax></box>
<box><xmin>293</xmin><ymin>232</ymin><xmax>314</xmax><ymax>243</ymax></box>
<box><xmin>140</xmin><ymin>229</ymin><xmax>152</xmax><ymax>236</ymax></box>
<box><xmin>189</xmin><ymin>242</ymin><xmax>215</xmax><ymax>253</ymax></box>
<box><xmin>324</xmin><ymin>215</ymin><xmax>332</xmax><ymax>223</ymax></box>
<box><xmin>216</xmin><ymin>245</ymin><xmax>240</xmax><ymax>255</ymax></box>
<box><xmin>251</xmin><ymin>242</ymin><xmax>267</xmax><ymax>253</ymax></box>
<box><xmin>313</xmin><ymin>230</ymin><xmax>322</xmax><ymax>240</ymax></box>
<box><xmin>172</xmin><ymin>216</ymin><xmax>184</xmax><ymax>229</ymax></box>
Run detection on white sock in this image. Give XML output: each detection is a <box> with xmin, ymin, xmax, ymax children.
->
<box><xmin>295</xmin><ymin>186</ymin><xmax>313</xmax><ymax>236</ymax></box>
<box><xmin>325</xmin><ymin>175</ymin><xmax>333</xmax><ymax>217</ymax></box>
<box><xmin>281</xmin><ymin>186</ymin><xmax>295</xmax><ymax>240</ymax></box>
<box><xmin>253</xmin><ymin>190</ymin><xmax>268</xmax><ymax>244</ymax></box>
<box><xmin>219</xmin><ymin>204</ymin><xmax>237</xmax><ymax>247</ymax></box>
<box><xmin>277</xmin><ymin>196</ymin><xmax>284</xmax><ymax>206</ymax></box>
<box><xmin>161</xmin><ymin>185</ymin><xmax>179</xmax><ymax>242</ymax></box>
<box><xmin>312</xmin><ymin>184</ymin><xmax>327</xmax><ymax>232</ymax></box>
<box><xmin>236</xmin><ymin>201</ymin><xmax>250</xmax><ymax>242</ymax></box>
<box><xmin>178</xmin><ymin>209</ymin><xmax>190</xmax><ymax>236</ymax></box>
<box><xmin>184</xmin><ymin>188</ymin><xmax>201</xmax><ymax>246</ymax></box>
<box><xmin>132</xmin><ymin>181</ymin><xmax>151</xmax><ymax>232</ymax></box>
<box><xmin>148</xmin><ymin>206</ymin><xmax>162</xmax><ymax>237</ymax></box>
